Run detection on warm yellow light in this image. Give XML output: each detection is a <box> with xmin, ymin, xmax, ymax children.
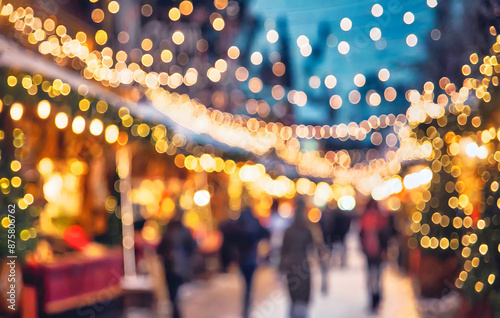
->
<box><xmin>70</xmin><ymin>160</ymin><xmax>85</xmax><ymax>175</ymax></box>
<box><xmin>308</xmin><ymin>208</ymin><xmax>322</xmax><ymax>223</ymax></box>
<box><xmin>215</xmin><ymin>0</ymin><xmax>228</xmax><ymax>9</ymax></box>
<box><xmin>108</xmin><ymin>1</ymin><xmax>120</xmax><ymax>13</ymax></box>
<box><xmin>179</xmin><ymin>1</ymin><xmax>193</xmax><ymax>15</ymax></box>
<box><xmin>169</xmin><ymin>8</ymin><xmax>181</xmax><ymax>21</ymax></box>
<box><xmin>479</xmin><ymin>244</ymin><xmax>488</xmax><ymax>255</ymax></box>
<box><xmin>24</xmin><ymin>194</ymin><xmax>34</xmax><ymax>205</ymax></box>
<box><xmin>38</xmin><ymin>158</ymin><xmax>53</xmax><ymax>175</ymax></box>
<box><xmin>96</xmin><ymin>101</ymin><xmax>108</xmax><ymax>114</ymax></box>
<box><xmin>105</xmin><ymin>125</ymin><xmax>119</xmax><ymax>143</ymax></box>
<box><xmin>475</xmin><ymin>282</ymin><xmax>484</xmax><ymax>293</ymax></box>
<box><xmin>7</xmin><ymin>76</ymin><xmax>17</xmax><ymax>87</ymax></box>
<box><xmin>95</xmin><ymin>30</ymin><xmax>108</xmax><ymax>45</ymax></box>
<box><xmin>105</xmin><ymin>196</ymin><xmax>118</xmax><ymax>211</ymax></box>
<box><xmin>213</xmin><ymin>18</ymin><xmax>225</xmax><ymax>31</ymax></box>
<box><xmin>37</xmin><ymin>100</ymin><xmax>51</xmax><ymax>119</ymax></box>
<box><xmin>92</xmin><ymin>9</ymin><xmax>105</xmax><ymax>23</ymax></box>
<box><xmin>172</xmin><ymin>31</ymin><xmax>185</xmax><ymax>45</ymax></box>
<box><xmin>161</xmin><ymin>50</ymin><xmax>173</xmax><ymax>63</ymax></box>
<box><xmin>141</xmin><ymin>54</ymin><xmax>154</xmax><ymax>67</ymax></box>
<box><xmin>141</xmin><ymin>39</ymin><xmax>153</xmax><ymax>51</ymax></box>
<box><xmin>227</xmin><ymin>46</ymin><xmax>240</xmax><ymax>59</ymax></box>
<box><xmin>137</xmin><ymin>124</ymin><xmax>150</xmax><ymax>137</ymax></box>
<box><xmin>161</xmin><ymin>197</ymin><xmax>176</xmax><ymax>215</ymax></box>
<box><xmin>215</xmin><ymin>59</ymin><xmax>228</xmax><ymax>72</ymax></box>
<box><xmin>76</xmin><ymin>31</ymin><xmax>87</xmax><ymax>43</ymax></box>
<box><xmin>20</xmin><ymin>229</ymin><xmax>30</xmax><ymax>241</ymax></box>
<box><xmin>488</xmin><ymin>274</ymin><xmax>496</xmax><ymax>285</ymax></box>
<box><xmin>11</xmin><ymin>177</ymin><xmax>21</xmax><ymax>188</ymax></box>
<box><xmin>10</xmin><ymin>160</ymin><xmax>21</xmax><ymax>172</ymax></box>
<box><xmin>72</xmin><ymin>116</ymin><xmax>86</xmax><ymax>134</ymax></box>
<box><xmin>55</xmin><ymin>112</ymin><xmax>68</xmax><ymax>129</ymax></box>
<box><xmin>10</xmin><ymin>103</ymin><xmax>23</xmax><ymax>121</ymax></box>
<box><xmin>0</xmin><ymin>178</ymin><xmax>9</xmax><ymax>189</ymax></box>
<box><xmin>477</xmin><ymin>146</ymin><xmax>488</xmax><ymax>159</ymax></box>
<box><xmin>79</xmin><ymin>99</ymin><xmax>90</xmax><ymax>111</ymax></box>
<box><xmin>21</xmin><ymin>76</ymin><xmax>32</xmax><ymax>89</ymax></box>
<box><xmin>207</xmin><ymin>68</ymin><xmax>221</xmax><ymax>82</ymax></box>
<box><xmin>90</xmin><ymin>119</ymin><xmax>104</xmax><ymax>136</ymax></box>
<box><xmin>1</xmin><ymin>217</ymin><xmax>10</xmax><ymax>228</ymax></box>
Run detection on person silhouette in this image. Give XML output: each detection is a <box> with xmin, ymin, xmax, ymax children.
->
<box><xmin>279</xmin><ymin>198</ymin><xmax>316</xmax><ymax>318</ymax></box>
<box><xmin>220</xmin><ymin>207</ymin><xmax>269</xmax><ymax>318</ymax></box>
<box><xmin>157</xmin><ymin>208</ymin><xmax>197</xmax><ymax>318</ymax></box>
<box><xmin>359</xmin><ymin>199</ymin><xmax>390</xmax><ymax>311</ymax></box>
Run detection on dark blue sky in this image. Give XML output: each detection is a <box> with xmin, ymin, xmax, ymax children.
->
<box><xmin>242</xmin><ymin>0</ymin><xmax>438</xmax><ymax>126</ymax></box>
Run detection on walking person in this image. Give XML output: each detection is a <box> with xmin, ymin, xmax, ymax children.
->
<box><xmin>220</xmin><ymin>207</ymin><xmax>269</xmax><ymax>318</ymax></box>
<box><xmin>157</xmin><ymin>208</ymin><xmax>197</xmax><ymax>318</ymax></box>
<box><xmin>279</xmin><ymin>198</ymin><xmax>317</xmax><ymax>318</ymax></box>
<box><xmin>318</xmin><ymin>207</ymin><xmax>352</xmax><ymax>294</ymax></box>
<box><xmin>359</xmin><ymin>199</ymin><xmax>390</xmax><ymax>312</ymax></box>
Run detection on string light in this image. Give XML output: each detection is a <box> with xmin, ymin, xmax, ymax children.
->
<box><xmin>3</xmin><ymin>5</ymin><xmax>500</xmax><ymax>284</ymax></box>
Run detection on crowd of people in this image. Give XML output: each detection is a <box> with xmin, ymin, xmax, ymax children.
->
<box><xmin>155</xmin><ymin>197</ymin><xmax>395</xmax><ymax>318</ymax></box>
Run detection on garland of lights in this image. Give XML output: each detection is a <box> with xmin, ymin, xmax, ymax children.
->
<box><xmin>0</xmin><ymin>3</ymin><xmax>418</xmax><ymax>151</ymax></box>
<box><xmin>1</xmin><ymin>1</ymin><xmax>497</xmax><ymax>186</ymax></box>
<box><xmin>0</xmin><ymin>3</ymin><xmax>431</xmax><ymax>182</ymax></box>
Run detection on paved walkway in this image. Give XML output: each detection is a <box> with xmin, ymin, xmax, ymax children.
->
<box><xmin>172</xmin><ymin>231</ymin><xmax>421</xmax><ymax>318</ymax></box>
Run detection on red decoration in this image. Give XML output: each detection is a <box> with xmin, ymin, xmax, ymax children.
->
<box><xmin>63</xmin><ymin>225</ymin><xmax>89</xmax><ymax>251</ymax></box>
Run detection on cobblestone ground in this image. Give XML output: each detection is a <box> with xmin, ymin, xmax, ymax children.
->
<box><xmin>125</xmin><ymin>231</ymin><xmax>421</xmax><ymax>318</ymax></box>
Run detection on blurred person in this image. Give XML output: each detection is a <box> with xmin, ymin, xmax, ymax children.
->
<box><xmin>359</xmin><ymin>199</ymin><xmax>390</xmax><ymax>312</ymax></box>
<box><xmin>319</xmin><ymin>207</ymin><xmax>352</xmax><ymax>266</ymax></box>
<box><xmin>219</xmin><ymin>207</ymin><xmax>270</xmax><ymax>318</ymax></box>
<box><xmin>157</xmin><ymin>208</ymin><xmax>197</xmax><ymax>318</ymax></box>
<box><xmin>279</xmin><ymin>198</ymin><xmax>317</xmax><ymax>318</ymax></box>
<box><xmin>268</xmin><ymin>200</ymin><xmax>293</xmax><ymax>267</ymax></box>
<box><xmin>331</xmin><ymin>209</ymin><xmax>352</xmax><ymax>266</ymax></box>
<box><xmin>318</xmin><ymin>208</ymin><xmax>352</xmax><ymax>293</ymax></box>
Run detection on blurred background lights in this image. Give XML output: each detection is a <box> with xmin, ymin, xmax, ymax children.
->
<box><xmin>354</xmin><ymin>74</ymin><xmax>366</xmax><ymax>87</ymax></box>
<box><xmin>104</xmin><ymin>125</ymin><xmax>120</xmax><ymax>144</ymax></box>
<box><xmin>372</xmin><ymin>177</ymin><xmax>403</xmax><ymax>200</ymax></box>
<box><xmin>370</xmin><ymin>28</ymin><xmax>382</xmax><ymax>41</ymax></box>
<box><xmin>477</xmin><ymin>146</ymin><xmax>488</xmax><ymax>159</ymax></box>
<box><xmin>404</xmin><ymin>12</ymin><xmax>415</xmax><ymax>24</ymax></box>
<box><xmin>10</xmin><ymin>103</ymin><xmax>23</xmax><ymax>120</ymax></box>
<box><xmin>37</xmin><ymin>100</ymin><xmax>51</xmax><ymax>119</ymax></box>
<box><xmin>266</xmin><ymin>30</ymin><xmax>279</xmax><ymax>43</ymax></box>
<box><xmin>308</xmin><ymin>208</ymin><xmax>322</xmax><ymax>223</ymax></box>
<box><xmin>371</xmin><ymin>4</ymin><xmax>383</xmax><ymax>17</ymax></box>
<box><xmin>378</xmin><ymin>68</ymin><xmax>390</xmax><ymax>81</ymax></box>
<box><xmin>403</xmin><ymin>167</ymin><xmax>433</xmax><ymax>189</ymax></box>
<box><xmin>338</xmin><ymin>195</ymin><xmax>356</xmax><ymax>211</ymax></box>
<box><xmin>427</xmin><ymin>0</ymin><xmax>438</xmax><ymax>8</ymax></box>
<box><xmin>338</xmin><ymin>41</ymin><xmax>350</xmax><ymax>54</ymax></box>
<box><xmin>55</xmin><ymin>112</ymin><xmax>68</xmax><ymax>129</ymax></box>
<box><xmin>465</xmin><ymin>142</ymin><xmax>479</xmax><ymax>157</ymax></box>
<box><xmin>340</xmin><ymin>18</ymin><xmax>352</xmax><ymax>31</ymax></box>
<box><xmin>406</xmin><ymin>34</ymin><xmax>418</xmax><ymax>47</ymax></box>
<box><xmin>278</xmin><ymin>202</ymin><xmax>293</xmax><ymax>218</ymax></box>
<box><xmin>108</xmin><ymin>1</ymin><xmax>120</xmax><ymax>14</ymax></box>
<box><xmin>72</xmin><ymin>116</ymin><xmax>85</xmax><ymax>134</ymax></box>
<box><xmin>194</xmin><ymin>190</ymin><xmax>211</xmax><ymax>206</ymax></box>
<box><xmin>90</xmin><ymin>119</ymin><xmax>104</xmax><ymax>136</ymax></box>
